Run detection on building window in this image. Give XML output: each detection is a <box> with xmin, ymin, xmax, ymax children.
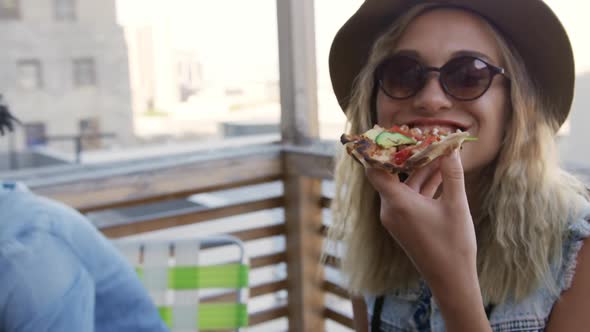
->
<box><xmin>79</xmin><ymin>118</ymin><xmax>101</xmax><ymax>150</ymax></box>
<box><xmin>0</xmin><ymin>0</ymin><xmax>20</xmax><ymax>19</ymax></box>
<box><xmin>54</xmin><ymin>0</ymin><xmax>76</xmax><ymax>21</ymax></box>
<box><xmin>17</xmin><ymin>60</ymin><xmax>43</xmax><ymax>90</ymax></box>
<box><xmin>73</xmin><ymin>58</ymin><xmax>96</xmax><ymax>87</ymax></box>
<box><xmin>24</xmin><ymin>123</ymin><xmax>47</xmax><ymax>147</ymax></box>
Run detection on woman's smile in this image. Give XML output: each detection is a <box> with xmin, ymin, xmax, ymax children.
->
<box><xmin>376</xmin><ymin>9</ymin><xmax>510</xmax><ymax>174</ymax></box>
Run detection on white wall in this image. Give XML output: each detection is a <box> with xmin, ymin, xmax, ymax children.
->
<box><xmin>559</xmin><ymin>73</ymin><xmax>590</xmax><ymax>166</ymax></box>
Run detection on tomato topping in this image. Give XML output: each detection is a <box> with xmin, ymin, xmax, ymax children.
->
<box><xmin>392</xmin><ymin>148</ymin><xmax>413</xmax><ymax>165</ymax></box>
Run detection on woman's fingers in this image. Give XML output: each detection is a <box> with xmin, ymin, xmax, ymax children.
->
<box><xmin>366</xmin><ymin>167</ymin><xmax>419</xmax><ymax>205</ymax></box>
<box><xmin>404</xmin><ymin>158</ymin><xmax>441</xmax><ymax>192</ymax></box>
<box><xmin>365</xmin><ymin>167</ymin><xmax>401</xmax><ymax>195</ymax></box>
<box><xmin>366</xmin><ymin>149</ymin><xmax>462</xmax><ymax>207</ymax></box>
<box><xmin>440</xmin><ymin>149</ymin><xmax>467</xmax><ymax>204</ymax></box>
<box><xmin>421</xmin><ymin>170</ymin><xmax>442</xmax><ymax>198</ymax></box>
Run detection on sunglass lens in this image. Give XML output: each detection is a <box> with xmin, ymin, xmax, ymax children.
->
<box><xmin>379</xmin><ymin>56</ymin><xmax>423</xmax><ymax>99</ymax></box>
<box><xmin>442</xmin><ymin>57</ymin><xmax>492</xmax><ymax>100</ymax></box>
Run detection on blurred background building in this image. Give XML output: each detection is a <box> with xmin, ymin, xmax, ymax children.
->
<box><xmin>118</xmin><ymin>0</ymin><xmax>281</xmax><ymax>140</ymax></box>
<box><xmin>0</xmin><ymin>0</ymin><xmax>134</xmax><ymax>159</ymax></box>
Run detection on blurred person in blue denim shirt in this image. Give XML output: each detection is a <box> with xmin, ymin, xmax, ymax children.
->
<box><xmin>0</xmin><ymin>100</ymin><xmax>168</xmax><ymax>331</ymax></box>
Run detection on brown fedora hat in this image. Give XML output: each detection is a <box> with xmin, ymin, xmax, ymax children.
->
<box><xmin>329</xmin><ymin>0</ymin><xmax>575</xmax><ymax>127</ymax></box>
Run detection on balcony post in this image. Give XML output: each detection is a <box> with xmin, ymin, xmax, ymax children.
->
<box><xmin>276</xmin><ymin>0</ymin><xmax>325</xmax><ymax>330</ymax></box>
<box><xmin>277</xmin><ymin>0</ymin><xmax>319</xmax><ymax>145</ymax></box>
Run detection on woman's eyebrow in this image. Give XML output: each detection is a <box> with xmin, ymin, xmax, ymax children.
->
<box><xmin>451</xmin><ymin>50</ymin><xmax>495</xmax><ymax>62</ymax></box>
<box><xmin>390</xmin><ymin>49</ymin><xmax>422</xmax><ymax>60</ymax></box>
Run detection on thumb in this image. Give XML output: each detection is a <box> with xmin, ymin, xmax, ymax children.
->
<box><xmin>440</xmin><ymin>149</ymin><xmax>467</xmax><ymax>202</ymax></box>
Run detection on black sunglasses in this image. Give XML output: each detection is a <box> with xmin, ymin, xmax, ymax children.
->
<box><xmin>374</xmin><ymin>55</ymin><xmax>509</xmax><ymax>101</ymax></box>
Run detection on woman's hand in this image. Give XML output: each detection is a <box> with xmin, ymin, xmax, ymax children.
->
<box><xmin>366</xmin><ymin>149</ymin><xmax>491</xmax><ymax>331</ymax></box>
<box><xmin>366</xmin><ymin>149</ymin><xmax>476</xmax><ymax>284</ymax></box>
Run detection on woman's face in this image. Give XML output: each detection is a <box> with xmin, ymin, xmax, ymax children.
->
<box><xmin>376</xmin><ymin>9</ymin><xmax>510</xmax><ymax>174</ymax></box>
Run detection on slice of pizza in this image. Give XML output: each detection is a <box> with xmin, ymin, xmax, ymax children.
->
<box><xmin>340</xmin><ymin>124</ymin><xmax>477</xmax><ymax>173</ymax></box>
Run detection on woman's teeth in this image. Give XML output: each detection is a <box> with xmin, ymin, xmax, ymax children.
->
<box><xmin>411</xmin><ymin>125</ymin><xmax>460</xmax><ymax>135</ymax></box>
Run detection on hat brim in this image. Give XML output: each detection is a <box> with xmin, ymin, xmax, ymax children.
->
<box><xmin>329</xmin><ymin>0</ymin><xmax>575</xmax><ymax>127</ymax></box>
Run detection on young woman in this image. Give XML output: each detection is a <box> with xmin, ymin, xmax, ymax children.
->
<box><xmin>328</xmin><ymin>0</ymin><xmax>590</xmax><ymax>331</ymax></box>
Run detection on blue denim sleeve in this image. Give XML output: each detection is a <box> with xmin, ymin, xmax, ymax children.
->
<box><xmin>38</xmin><ymin>197</ymin><xmax>169</xmax><ymax>331</ymax></box>
<box><xmin>0</xmin><ymin>190</ymin><xmax>168</xmax><ymax>332</ymax></box>
<box><xmin>0</xmin><ymin>230</ymin><xmax>96</xmax><ymax>332</ymax></box>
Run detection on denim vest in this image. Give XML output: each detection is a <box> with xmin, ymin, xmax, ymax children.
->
<box><xmin>365</xmin><ymin>203</ymin><xmax>590</xmax><ymax>332</ymax></box>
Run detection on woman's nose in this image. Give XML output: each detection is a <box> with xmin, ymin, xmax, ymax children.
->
<box><xmin>412</xmin><ymin>74</ymin><xmax>453</xmax><ymax>113</ymax></box>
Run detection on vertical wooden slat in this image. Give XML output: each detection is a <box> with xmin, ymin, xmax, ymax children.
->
<box><xmin>277</xmin><ymin>0</ymin><xmax>324</xmax><ymax>331</ymax></box>
<box><xmin>276</xmin><ymin>0</ymin><xmax>324</xmax><ymax>328</ymax></box>
<box><xmin>284</xmin><ymin>175</ymin><xmax>325</xmax><ymax>331</ymax></box>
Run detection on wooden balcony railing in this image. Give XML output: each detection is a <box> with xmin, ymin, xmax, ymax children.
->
<box><xmin>17</xmin><ymin>141</ymin><xmax>353</xmax><ymax>331</ymax></box>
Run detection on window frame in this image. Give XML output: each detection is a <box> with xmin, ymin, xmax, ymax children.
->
<box><xmin>54</xmin><ymin>0</ymin><xmax>76</xmax><ymax>21</ymax></box>
<box><xmin>23</xmin><ymin>122</ymin><xmax>47</xmax><ymax>147</ymax></box>
<box><xmin>72</xmin><ymin>57</ymin><xmax>97</xmax><ymax>87</ymax></box>
<box><xmin>17</xmin><ymin>59</ymin><xmax>43</xmax><ymax>90</ymax></box>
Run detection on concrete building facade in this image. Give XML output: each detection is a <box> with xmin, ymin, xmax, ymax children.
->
<box><xmin>0</xmin><ymin>0</ymin><xmax>134</xmax><ymax>154</ymax></box>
